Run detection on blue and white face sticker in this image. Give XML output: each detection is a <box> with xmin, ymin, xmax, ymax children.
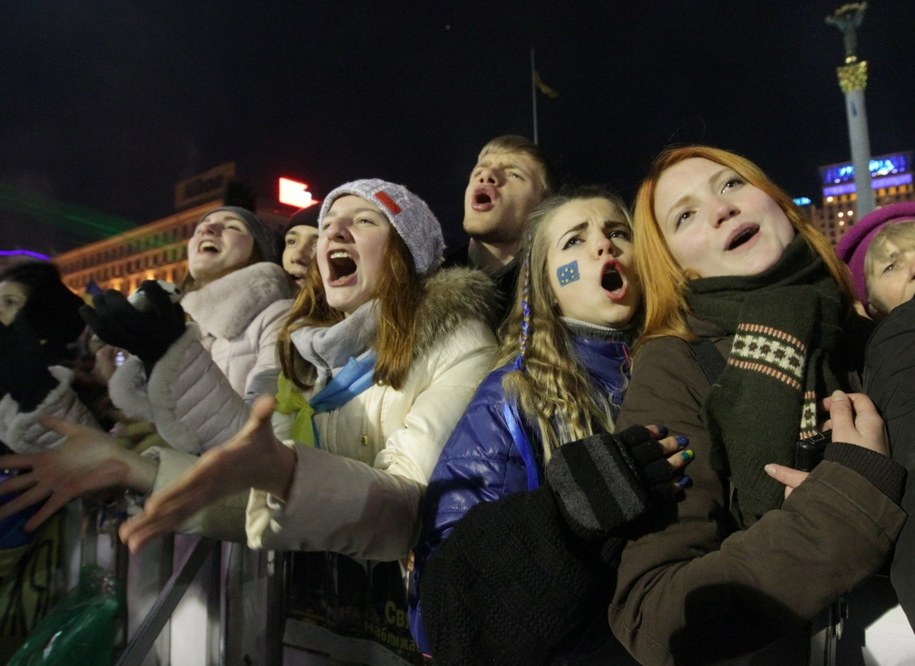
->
<box><xmin>556</xmin><ymin>260</ymin><xmax>580</xmax><ymax>286</ymax></box>
<box><xmin>545</xmin><ymin>197</ymin><xmax>641</xmax><ymax>328</ymax></box>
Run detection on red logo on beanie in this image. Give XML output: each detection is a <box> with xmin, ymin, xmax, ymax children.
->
<box><xmin>374</xmin><ymin>191</ymin><xmax>401</xmax><ymax>215</ymax></box>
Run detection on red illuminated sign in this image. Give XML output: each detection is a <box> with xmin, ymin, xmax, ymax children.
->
<box><xmin>279</xmin><ymin>178</ymin><xmax>319</xmax><ymax>208</ymax></box>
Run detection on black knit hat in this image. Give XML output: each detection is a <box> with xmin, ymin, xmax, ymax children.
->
<box><xmin>0</xmin><ymin>261</ymin><xmax>86</xmax><ymax>361</ymax></box>
<box><xmin>284</xmin><ymin>206</ymin><xmax>320</xmax><ymax>235</ymax></box>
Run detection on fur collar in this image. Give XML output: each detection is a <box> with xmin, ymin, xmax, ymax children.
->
<box><xmin>181</xmin><ymin>262</ymin><xmax>292</xmax><ymax>340</ymax></box>
<box><xmin>412</xmin><ymin>267</ymin><xmax>499</xmax><ymax>358</ymax></box>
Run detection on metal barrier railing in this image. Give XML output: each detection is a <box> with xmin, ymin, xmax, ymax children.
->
<box><xmin>116</xmin><ymin>536</ymin><xmax>218</xmax><ymax>666</ymax></box>
<box><xmin>79</xmin><ymin>497</ymin><xmax>284</xmax><ymax>666</ymax></box>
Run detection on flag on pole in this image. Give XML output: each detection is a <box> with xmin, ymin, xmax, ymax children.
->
<box><xmin>534</xmin><ymin>70</ymin><xmax>559</xmax><ymax>98</ymax></box>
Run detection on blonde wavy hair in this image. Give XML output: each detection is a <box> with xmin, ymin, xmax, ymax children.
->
<box><xmin>633</xmin><ymin>145</ymin><xmax>854</xmax><ymax>344</ymax></box>
<box><xmin>498</xmin><ymin>186</ymin><xmax>635</xmax><ymax>460</ymax></box>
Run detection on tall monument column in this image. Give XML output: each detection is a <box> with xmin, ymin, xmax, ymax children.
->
<box><xmin>827</xmin><ymin>2</ymin><xmax>875</xmax><ymax>216</ymax></box>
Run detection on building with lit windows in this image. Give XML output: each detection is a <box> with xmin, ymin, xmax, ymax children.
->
<box><xmin>810</xmin><ymin>151</ymin><xmax>914</xmax><ymax>245</ymax></box>
<box><xmin>52</xmin><ymin>164</ymin><xmax>301</xmax><ymax>295</ymax></box>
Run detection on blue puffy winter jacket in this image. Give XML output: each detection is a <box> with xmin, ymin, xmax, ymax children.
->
<box><xmin>408</xmin><ymin>333</ymin><xmax>631</xmax><ymax>654</ymax></box>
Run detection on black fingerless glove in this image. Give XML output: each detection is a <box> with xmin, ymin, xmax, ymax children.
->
<box><xmin>546</xmin><ymin>426</ymin><xmax>676</xmax><ymax>545</ymax></box>
<box><xmin>80</xmin><ymin>281</ymin><xmax>186</xmax><ymax>377</ymax></box>
<box><xmin>0</xmin><ymin>317</ymin><xmax>59</xmax><ymax>411</ymax></box>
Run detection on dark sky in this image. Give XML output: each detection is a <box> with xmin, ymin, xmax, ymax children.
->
<box><xmin>2</xmin><ymin>1</ymin><xmax>914</xmax><ymax>255</ymax></box>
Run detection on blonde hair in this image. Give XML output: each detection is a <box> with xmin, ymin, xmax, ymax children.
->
<box><xmin>632</xmin><ymin>145</ymin><xmax>854</xmax><ymax>343</ymax></box>
<box><xmin>498</xmin><ymin>186</ymin><xmax>634</xmax><ymax>459</ymax></box>
<box><xmin>277</xmin><ymin>231</ymin><xmax>424</xmax><ymax>391</ymax></box>
<box><xmin>865</xmin><ymin>220</ymin><xmax>915</xmax><ymax>314</ymax></box>
<box><xmin>478</xmin><ymin>135</ymin><xmax>562</xmax><ymax>196</ymax></box>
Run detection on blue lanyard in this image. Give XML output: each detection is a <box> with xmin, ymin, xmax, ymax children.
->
<box><xmin>502</xmin><ymin>401</ymin><xmax>541</xmax><ymax>491</ymax></box>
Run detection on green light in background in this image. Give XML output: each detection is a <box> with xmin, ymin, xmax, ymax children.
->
<box><xmin>0</xmin><ymin>181</ymin><xmax>137</xmax><ymax>239</ymax></box>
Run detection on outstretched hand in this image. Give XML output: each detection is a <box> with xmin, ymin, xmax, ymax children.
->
<box><xmin>0</xmin><ymin>417</ymin><xmax>156</xmax><ymax>531</ymax></box>
<box><xmin>118</xmin><ymin>395</ymin><xmax>296</xmax><ymax>553</ymax></box>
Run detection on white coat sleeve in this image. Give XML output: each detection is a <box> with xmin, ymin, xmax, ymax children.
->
<box><xmin>142</xmin><ymin>446</ymin><xmax>248</xmax><ymax>542</ymax></box>
<box><xmin>142</xmin><ymin>327</ymin><xmax>250</xmax><ymax>454</ymax></box>
<box><xmin>0</xmin><ymin>366</ymin><xmax>100</xmax><ymax>453</ymax></box>
<box><xmin>109</xmin><ymin>301</ymin><xmax>285</xmax><ymax>455</ymax></box>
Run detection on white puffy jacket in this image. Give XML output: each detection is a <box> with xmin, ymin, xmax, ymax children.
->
<box><xmin>246</xmin><ymin>268</ymin><xmax>498</xmax><ymax>562</ymax></box>
<box><xmin>108</xmin><ymin>261</ymin><xmax>292</xmax><ymax>453</ymax></box>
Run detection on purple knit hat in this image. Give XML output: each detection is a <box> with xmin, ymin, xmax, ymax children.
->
<box><xmin>836</xmin><ymin>202</ymin><xmax>915</xmax><ymax>307</ymax></box>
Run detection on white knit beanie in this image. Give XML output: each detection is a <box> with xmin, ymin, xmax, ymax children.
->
<box><xmin>318</xmin><ymin>179</ymin><xmax>445</xmax><ymax>275</ymax></box>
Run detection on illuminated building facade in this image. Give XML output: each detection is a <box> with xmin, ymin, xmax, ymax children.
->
<box><xmin>57</xmin><ymin>202</ymin><xmax>206</xmax><ymax>294</ymax></box>
<box><xmin>810</xmin><ymin>151</ymin><xmax>915</xmax><ymax>245</ymax></box>
<box><xmin>55</xmin><ymin>202</ymin><xmax>290</xmax><ymax>295</ymax></box>
<box><xmin>53</xmin><ymin>164</ymin><xmax>297</xmax><ymax>295</ymax></box>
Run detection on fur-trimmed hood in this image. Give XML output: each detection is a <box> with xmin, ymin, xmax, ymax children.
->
<box><xmin>412</xmin><ymin>267</ymin><xmax>499</xmax><ymax>359</ymax></box>
<box><xmin>181</xmin><ymin>262</ymin><xmax>292</xmax><ymax>340</ymax></box>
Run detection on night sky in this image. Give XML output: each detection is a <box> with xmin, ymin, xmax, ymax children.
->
<box><xmin>2</xmin><ymin>1</ymin><xmax>914</xmax><ymax>256</ymax></box>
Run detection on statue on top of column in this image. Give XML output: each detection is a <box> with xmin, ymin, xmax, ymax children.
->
<box><xmin>826</xmin><ymin>2</ymin><xmax>867</xmax><ymax>61</ymax></box>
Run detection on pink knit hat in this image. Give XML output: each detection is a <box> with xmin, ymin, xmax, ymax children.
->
<box><xmin>835</xmin><ymin>202</ymin><xmax>915</xmax><ymax>307</ymax></box>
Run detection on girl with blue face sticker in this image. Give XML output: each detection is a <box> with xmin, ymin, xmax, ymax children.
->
<box><xmin>409</xmin><ymin>185</ymin><xmax>694</xmax><ymax>663</ymax></box>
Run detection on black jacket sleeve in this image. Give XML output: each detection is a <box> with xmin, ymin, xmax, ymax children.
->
<box><xmin>865</xmin><ymin>297</ymin><xmax>915</xmax><ymax>629</ymax></box>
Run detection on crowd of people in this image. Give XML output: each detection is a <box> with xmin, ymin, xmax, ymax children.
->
<box><xmin>0</xmin><ymin>134</ymin><xmax>913</xmax><ymax>665</ymax></box>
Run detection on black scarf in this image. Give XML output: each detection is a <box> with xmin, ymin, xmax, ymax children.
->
<box><xmin>686</xmin><ymin>236</ymin><xmax>847</xmax><ymax>517</ymax></box>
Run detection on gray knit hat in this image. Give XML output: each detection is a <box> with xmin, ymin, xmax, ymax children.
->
<box><xmin>198</xmin><ymin>206</ymin><xmax>280</xmax><ymax>265</ymax></box>
<box><xmin>318</xmin><ymin>179</ymin><xmax>445</xmax><ymax>275</ymax></box>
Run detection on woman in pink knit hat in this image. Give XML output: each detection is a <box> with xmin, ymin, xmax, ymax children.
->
<box><xmin>835</xmin><ymin>201</ymin><xmax>915</xmax><ymax>318</ymax></box>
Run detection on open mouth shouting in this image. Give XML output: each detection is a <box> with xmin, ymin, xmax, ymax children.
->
<box><xmin>725</xmin><ymin>223</ymin><xmax>760</xmax><ymax>251</ymax></box>
<box><xmin>470</xmin><ymin>185</ymin><xmax>498</xmax><ymax>212</ymax></box>
<box><xmin>326</xmin><ymin>249</ymin><xmax>358</xmax><ymax>283</ymax></box>
<box><xmin>198</xmin><ymin>240</ymin><xmax>221</xmax><ymax>254</ymax></box>
<box><xmin>601</xmin><ymin>260</ymin><xmax>628</xmax><ymax>300</ymax></box>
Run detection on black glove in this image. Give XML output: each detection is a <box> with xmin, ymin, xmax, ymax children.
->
<box><xmin>422</xmin><ymin>485</ymin><xmax>607</xmax><ymax>666</ymax></box>
<box><xmin>80</xmin><ymin>281</ymin><xmax>186</xmax><ymax>377</ymax></box>
<box><xmin>546</xmin><ymin>425</ymin><xmax>679</xmax><ymax>543</ymax></box>
<box><xmin>0</xmin><ymin>316</ymin><xmax>59</xmax><ymax>411</ymax></box>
